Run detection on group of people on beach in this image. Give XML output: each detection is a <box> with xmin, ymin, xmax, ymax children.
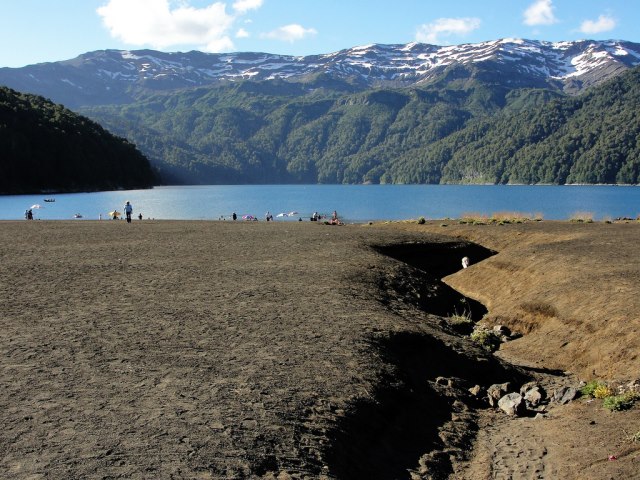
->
<box><xmin>107</xmin><ymin>201</ymin><xmax>141</xmax><ymax>222</ymax></box>
<box><xmin>24</xmin><ymin>200</ymin><xmax>342</xmax><ymax>224</ymax></box>
<box><xmin>219</xmin><ymin>210</ymin><xmax>342</xmax><ymax>224</ymax></box>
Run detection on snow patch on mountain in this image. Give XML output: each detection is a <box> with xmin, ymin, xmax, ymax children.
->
<box><xmin>1</xmin><ymin>39</ymin><xmax>639</xmax><ymax>108</ymax></box>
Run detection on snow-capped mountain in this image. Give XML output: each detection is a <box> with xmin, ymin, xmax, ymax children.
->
<box><xmin>1</xmin><ymin>39</ymin><xmax>639</xmax><ymax>108</ymax></box>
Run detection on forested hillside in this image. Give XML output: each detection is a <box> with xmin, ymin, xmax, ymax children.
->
<box><xmin>83</xmin><ymin>66</ymin><xmax>640</xmax><ymax>185</ymax></box>
<box><xmin>81</xmin><ymin>77</ymin><xmax>545</xmax><ymax>184</ymax></box>
<box><xmin>433</xmin><ymin>66</ymin><xmax>640</xmax><ymax>184</ymax></box>
<box><xmin>0</xmin><ymin>87</ymin><xmax>156</xmax><ymax>194</ymax></box>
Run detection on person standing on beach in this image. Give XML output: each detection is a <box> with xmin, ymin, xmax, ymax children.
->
<box><xmin>124</xmin><ymin>201</ymin><xmax>133</xmax><ymax>223</ymax></box>
<box><xmin>232</xmin><ymin>212</ymin><xmax>237</xmax><ymax>221</ymax></box>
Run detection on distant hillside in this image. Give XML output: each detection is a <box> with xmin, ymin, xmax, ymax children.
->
<box><xmin>430</xmin><ymin>66</ymin><xmax>640</xmax><ymax>184</ymax></box>
<box><xmin>81</xmin><ymin>66</ymin><xmax>640</xmax><ymax>185</ymax></box>
<box><xmin>0</xmin><ymin>87</ymin><xmax>156</xmax><ymax>194</ymax></box>
<box><xmin>2</xmin><ymin>39</ymin><xmax>640</xmax><ymax>185</ymax></box>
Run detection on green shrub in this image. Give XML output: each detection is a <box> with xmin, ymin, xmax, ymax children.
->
<box><xmin>470</xmin><ymin>328</ymin><xmax>501</xmax><ymax>352</ymax></box>
<box><xmin>417</xmin><ymin>216</ymin><xmax>426</xmax><ymax>225</ymax></box>
<box><xmin>449</xmin><ymin>311</ymin><xmax>473</xmax><ymax>326</ymax></box>
<box><xmin>603</xmin><ymin>392</ymin><xmax>637</xmax><ymax>412</ymax></box>
<box><xmin>580</xmin><ymin>380</ymin><xmax>605</xmax><ymax>397</ymax></box>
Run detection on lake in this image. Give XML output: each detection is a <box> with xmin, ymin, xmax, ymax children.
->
<box><xmin>2</xmin><ymin>184</ymin><xmax>639</xmax><ymax>222</ymax></box>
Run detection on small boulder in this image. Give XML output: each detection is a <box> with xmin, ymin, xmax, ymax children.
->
<box><xmin>524</xmin><ymin>387</ymin><xmax>544</xmax><ymax>408</ymax></box>
<box><xmin>498</xmin><ymin>393</ymin><xmax>525</xmax><ymax>416</ymax></box>
<box><xmin>487</xmin><ymin>382</ymin><xmax>511</xmax><ymax>407</ymax></box>
<box><xmin>468</xmin><ymin>385</ymin><xmax>484</xmax><ymax>398</ymax></box>
<box><xmin>493</xmin><ymin>325</ymin><xmax>511</xmax><ymax>337</ymax></box>
<box><xmin>435</xmin><ymin>376</ymin><xmax>449</xmax><ymax>386</ymax></box>
<box><xmin>520</xmin><ymin>382</ymin><xmax>546</xmax><ymax>408</ymax></box>
<box><xmin>552</xmin><ymin>386</ymin><xmax>578</xmax><ymax>405</ymax></box>
<box><xmin>519</xmin><ymin>381</ymin><xmax>539</xmax><ymax>395</ymax></box>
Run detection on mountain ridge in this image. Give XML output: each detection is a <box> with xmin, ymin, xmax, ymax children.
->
<box><xmin>1</xmin><ymin>39</ymin><xmax>639</xmax><ymax>108</ymax></box>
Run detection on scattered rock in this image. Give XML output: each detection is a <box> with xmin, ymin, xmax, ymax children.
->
<box><xmin>498</xmin><ymin>393</ymin><xmax>525</xmax><ymax>416</ymax></box>
<box><xmin>487</xmin><ymin>382</ymin><xmax>511</xmax><ymax>407</ymax></box>
<box><xmin>551</xmin><ymin>386</ymin><xmax>578</xmax><ymax>405</ymax></box>
<box><xmin>519</xmin><ymin>381</ymin><xmax>538</xmax><ymax>395</ymax></box>
<box><xmin>493</xmin><ymin>325</ymin><xmax>511</xmax><ymax>336</ymax></box>
<box><xmin>468</xmin><ymin>385</ymin><xmax>484</xmax><ymax>398</ymax></box>
<box><xmin>524</xmin><ymin>387</ymin><xmax>544</xmax><ymax>408</ymax></box>
<box><xmin>625</xmin><ymin>379</ymin><xmax>640</xmax><ymax>394</ymax></box>
<box><xmin>520</xmin><ymin>382</ymin><xmax>546</xmax><ymax>408</ymax></box>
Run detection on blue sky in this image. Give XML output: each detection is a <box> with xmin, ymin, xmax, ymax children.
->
<box><xmin>1</xmin><ymin>0</ymin><xmax>638</xmax><ymax>68</ymax></box>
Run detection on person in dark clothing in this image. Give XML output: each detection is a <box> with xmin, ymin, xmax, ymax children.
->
<box><xmin>124</xmin><ymin>201</ymin><xmax>133</xmax><ymax>223</ymax></box>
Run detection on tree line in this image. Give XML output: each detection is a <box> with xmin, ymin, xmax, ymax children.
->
<box><xmin>0</xmin><ymin>86</ymin><xmax>156</xmax><ymax>194</ymax></box>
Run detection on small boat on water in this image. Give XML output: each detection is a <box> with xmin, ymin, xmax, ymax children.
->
<box><xmin>73</xmin><ymin>213</ymin><xmax>83</xmax><ymax>219</ymax></box>
<box><xmin>44</xmin><ymin>198</ymin><xmax>55</xmax><ymax>202</ymax></box>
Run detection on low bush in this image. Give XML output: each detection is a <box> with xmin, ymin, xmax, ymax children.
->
<box><xmin>580</xmin><ymin>380</ymin><xmax>605</xmax><ymax>397</ymax></box>
<box><xmin>603</xmin><ymin>392</ymin><xmax>637</xmax><ymax>411</ymax></box>
<box><xmin>470</xmin><ymin>327</ymin><xmax>501</xmax><ymax>352</ymax></box>
<box><xmin>594</xmin><ymin>384</ymin><xmax>615</xmax><ymax>399</ymax></box>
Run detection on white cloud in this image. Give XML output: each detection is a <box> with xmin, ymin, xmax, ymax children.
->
<box><xmin>97</xmin><ymin>0</ymin><xmax>245</xmax><ymax>52</ymax></box>
<box><xmin>579</xmin><ymin>14</ymin><xmax>616</xmax><ymax>35</ymax></box>
<box><xmin>236</xmin><ymin>27</ymin><xmax>250</xmax><ymax>38</ymax></box>
<box><xmin>233</xmin><ymin>0</ymin><xmax>262</xmax><ymax>14</ymax></box>
<box><xmin>415</xmin><ymin>18</ymin><xmax>481</xmax><ymax>45</ymax></box>
<box><xmin>262</xmin><ymin>24</ymin><xmax>318</xmax><ymax>43</ymax></box>
<box><xmin>523</xmin><ymin>0</ymin><xmax>558</xmax><ymax>26</ymax></box>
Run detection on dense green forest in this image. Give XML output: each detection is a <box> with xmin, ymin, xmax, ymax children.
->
<box><xmin>82</xmin><ymin>66</ymin><xmax>640</xmax><ymax>185</ymax></box>
<box><xmin>0</xmin><ymin>87</ymin><xmax>156</xmax><ymax>194</ymax></box>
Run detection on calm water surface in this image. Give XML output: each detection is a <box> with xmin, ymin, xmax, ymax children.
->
<box><xmin>2</xmin><ymin>185</ymin><xmax>639</xmax><ymax>222</ymax></box>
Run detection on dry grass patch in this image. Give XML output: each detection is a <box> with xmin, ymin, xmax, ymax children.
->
<box><xmin>520</xmin><ymin>301</ymin><xmax>558</xmax><ymax>318</ymax></box>
<box><xmin>569</xmin><ymin>211</ymin><xmax>594</xmax><ymax>223</ymax></box>
<box><xmin>458</xmin><ymin>211</ymin><xmax>541</xmax><ymax>225</ymax></box>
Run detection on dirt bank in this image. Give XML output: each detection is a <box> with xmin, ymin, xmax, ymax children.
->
<box><xmin>382</xmin><ymin>219</ymin><xmax>640</xmax><ymax>479</ymax></box>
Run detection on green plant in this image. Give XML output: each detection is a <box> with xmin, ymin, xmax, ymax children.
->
<box><xmin>470</xmin><ymin>328</ymin><xmax>501</xmax><ymax>352</ymax></box>
<box><xmin>449</xmin><ymin>311</ymin><xmax>473</xmax><ymax>326</ymax></box>
<box><xmin>417</xmin><ymin>216</ymin><xmax>426</xmax><ymax>225</ymax></box>
<box><xmin>580</xmin><ymin>380</ymin><xmax>605</xmax><ymax>397</ymax></box>
<box><xmin>603</xmin><ymin>392</ymin><xmax>637</xmax><ymax>411</ymax></box>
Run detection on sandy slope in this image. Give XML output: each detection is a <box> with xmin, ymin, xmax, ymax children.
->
<box><xmin>1</xmin><ymin>219</ymin><xmax>638</xmax><ymax>479</ymax></box>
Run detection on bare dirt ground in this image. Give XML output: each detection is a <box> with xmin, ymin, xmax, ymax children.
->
<box><xmin>0</xmin><ymin>219</ymin><xmax>638</xmax><ymax>479</ymax></box>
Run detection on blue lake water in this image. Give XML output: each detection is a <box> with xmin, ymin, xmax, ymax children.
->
<box><xmin>2</xmin><ymin>184</ymin><xmax>639</xmax><ymax>222</ymax></box>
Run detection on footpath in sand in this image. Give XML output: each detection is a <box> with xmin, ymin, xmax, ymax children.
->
<box><xmin>1</xmin><ymin>219</ymin><xmax>639</xmax><ymax>479</ymax></box>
